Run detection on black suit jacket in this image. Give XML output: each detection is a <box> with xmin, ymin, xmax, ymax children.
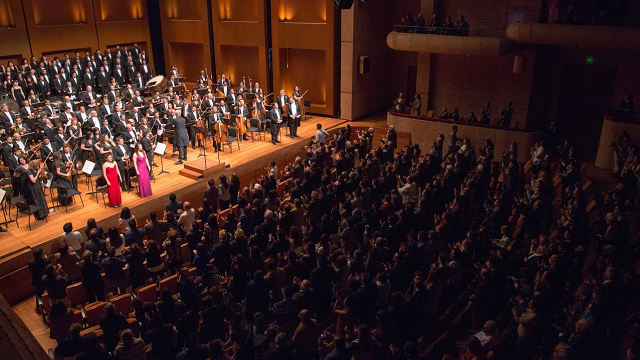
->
<box><xmin>286</xmin><ymin>102</ymin><xmax>301</xmax><ymax>119</ymax></box>
<box><xmin>20</xmin><ymin>107</ymin><xmax>35</xmax><ymax>120</ymax></box>
<box><xmin>0</xmin><ymin>112</ymin><xmax>14</xmax><ymax>129</ymax></box>
<box><xmin>39</xmin><ymin>142</ymin><xmax>59</xmax><ymax>161</ymax></box>
<box><xmin>82</xmin><ymin>91</ymin><xmax>97</xmax><ymax>105</ymax></box>
<box><xmin>52</xmin><ymin>133</ymin><xmax>68</xmax><ymax>149</ymax></box>
<box><xmin>112</xmin><ymin>144</ymin><xmax>129</xmax><ymax>162</ymax></box>
<box><xmin>82</xmin><ymin>73</ymin><xmax>94</xmax><ymax>88</ymax></box>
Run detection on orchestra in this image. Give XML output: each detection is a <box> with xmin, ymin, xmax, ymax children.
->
<box><xmin>0</xmin><ymin>46</ymin><xmax>309</xmax><ymax>219</ymax></box>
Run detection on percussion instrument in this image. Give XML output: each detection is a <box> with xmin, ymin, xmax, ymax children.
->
<box><xmin>146</xmin><ymin>75</ymin><xmax>167</xmax><ymax>93</ymax></box>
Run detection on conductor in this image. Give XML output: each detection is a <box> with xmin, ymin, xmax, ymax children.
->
<box><xmin>172</xmin><ymin>110</ymin><xmax>189</xmax><ymax>165</ymax></box>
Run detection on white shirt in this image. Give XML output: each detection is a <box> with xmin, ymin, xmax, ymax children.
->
<box><xmin>291</xmin><ymin>103</ymin><xmax>297</xmax><ymax>116</ymax></box>
<box><xmin>4</xmin><ymin>111</ymin><xmax>13</xmax><ymax>124</ymax></box>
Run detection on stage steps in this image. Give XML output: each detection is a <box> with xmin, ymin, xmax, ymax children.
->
<box><xmin>179</xmin><ymin>160</ymin><xmax>227</xmax><ymax>180</ymax></box>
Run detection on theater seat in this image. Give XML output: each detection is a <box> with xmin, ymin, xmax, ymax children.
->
<box><xmin>83</xmin><ymin>301</ymin><xmax>107</xmax><ymax>327</ymax></box>
<box><xmin>135</xmin><ymin>284</ymin><xmax>157</xmax><ymax>303</ymax></box>
<box><xmin>159</xmin><ymin>274</ymin><xmax>178</xmax><ymax>295</ymax></box>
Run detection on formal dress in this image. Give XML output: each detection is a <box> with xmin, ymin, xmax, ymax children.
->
<box><xmin>136</xmin><ymin>152</ymin><xmax>152</xmax><ymax>198</ymax></box>
<box><xmin>25</xmin><ymin>169</ymin><xmax>48</xmax><ymax>219</ymax></box>
<box><xmin>105</xmin><ymin>164</ymin><xmax>122</xmax><ymax>207</ymax></box>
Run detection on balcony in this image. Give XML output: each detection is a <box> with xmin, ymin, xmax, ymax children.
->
<box><xmin>506</xmin><ymin>22</ymin><xmax>640</xmax><ymax>50</ymax></box>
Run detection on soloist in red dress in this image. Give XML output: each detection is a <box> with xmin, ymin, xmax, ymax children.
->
<box><xmin>105</xmin><ymin>164</ymin><xmax>122</xmax><ymax>207</ymax></box>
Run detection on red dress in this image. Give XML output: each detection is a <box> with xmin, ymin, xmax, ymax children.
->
<box><xmin>105</xmin><ymin>164</ymin><xmax>121</xmax><ymax>207</ymax></box>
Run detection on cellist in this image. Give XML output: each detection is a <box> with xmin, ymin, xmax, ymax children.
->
<box><xmin>208</xmin><ymin>106</ymin><xmax>223</xmax><ymax>152</ymax></box>
<box><xmin>237</xmin><ymin>99</ymin><xmax>249</xmax><ymax>141</ymax></box>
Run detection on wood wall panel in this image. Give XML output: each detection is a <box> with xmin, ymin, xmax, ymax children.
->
<box><xmin>271</xmin><ymin>0</ymin><xmax>335</xmax><ymax>116</ymax></box>
<box><xmin>211</xmin><ymin>0</ymin><xmax>268</xmax><ymax>92</ymax></box>
<box><xmin>160</xmin><ymin>0</ymin><xmax>211</xmax><ymax>82</ymax></box>
<box><xmin>0</xmin><ymin>0</ymin><xmax>152</xmax><ymax>70</ymax></box>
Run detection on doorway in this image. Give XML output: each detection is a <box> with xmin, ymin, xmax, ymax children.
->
<box><xmin>555</xmin><ymin>64</ymin><xmax>617</xmax><ymax>162</ymax></box>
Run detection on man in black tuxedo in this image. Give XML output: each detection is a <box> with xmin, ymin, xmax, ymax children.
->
<box><xmin>62</xmin><ymin>96</ymin><xmax>75</xmax><ymax>113</ymax></box>
<box><xmin>186</xmin><ymin>107</ymin><xmax>199</xmax><ymax>149</ymax></box>
<box><xmin>7</xmin><ymin>146</ymin><xmax>22</xmax><ymax>196</ymax></box>
<box><xmin>106</xmin><ymin>85</ymin><xmax>118</xmax><ymax>104</ymax></box>
<box><xmin>122</xmin><ymin>124</ymin><xmax>137</xmax><ymax>152</ymax></box>
<box><xmin>52</xmin><ymin>73</ymin><xmax>64</xmax><ymax>96</ymax></box>
<box><xmin>82</xmin><ymin>67</ymin><xmax>94</xmax><ymax>90</ymax></box>
<box><xmin>286</xmin><ymin>97</ymin><xmax>301</xmax><ymax>138</ymax></box>
<box><xmin>100</xmin><ymin>118</ymin><xmax>114</xmax><ymax>139</ymax></box>
<box><xmin>97</xmin><ymin>66</ymin><xmax>109</xmax><ymax>93</ymax></box>
<box><xmin>83</xmin><ymin>86</ymin><xmax>97</xmax><ymax>107</ymax></box>
<box><xmin>70</xmin><ymin>73</ymin><xmax>81</xmax><ymax>94</ymax></box>
<box><xmin>112</xmin><ymin>136</ymin><xmax>131</xmax><ymax>191</ymax></box>
<box><xmin>140</xmin><ymin>130</ymin><xmax>155</xmax><ymax>172</ymax></box>
<box><xmin>59</xmin><ymin>107</ymin><xmax>74</xmax><ymax>126</ymax></box>
<box><xmin>218</xmin><ymin>100</ymin><xmax>231</xmax><ymax>116</ymax></box>
<box><xmin>76</xmin><ymin>105</ymin><xmax>89</xmax><ymax>124</ymax></box>
<box><xmin>227</xmin><ymin>88</ymin><xmax>238</xmax><ymax>109</ymax></box>
<box><xmin>0</xmin><ymin>104</ymin><xmax>15</xmax><ymax>131</ymax></box>
<box><xmin>132</xmin><ymin>91</ymin><xmax>145</xmax><ymax>107</ymax></box>
<box><xmin>19</xmin><ymin>100</ymin><xmax>35</xmax><ymax>122</ymax></box>
<box><xmin>172</xmin><ymin>110</ymin><xmax>189</xmax><ymax>164</ymax></box>
<box><xmin>126</xmin><ymin>61</ymin><xmax>137</xmax><ymax>84</ymax></box>
<box><xmin>99</xmin><ymin>99</ymin><xmax>113</xmax><ymax>120</ymax></box>
<box><xmin>52</xmin><ymin>126</ymin><xmax>68</xmax><ymax>149</ymax></box>
<box><xmin>84</xmin><ymin>110</ymin><xmax>101</xmax><ymax>131</ymax></box>
<box><xmin>42</xmin><ymin>99</ymin><xmax>55</xmax><ymax>118</ymax></box>
<box><xmin>113</xmin><ymin>64</ymin><xmax>125</xmax><ymax>86</ymax></box>
<box><xmin>113</xmin><ymin>114</ymin><xmax>128</xmax><ymax>137</ymax></box>
<box><xmin>38</xmin><ymin>75</ymin><xmax>51</xmax><ymax>100</ymax></box>
<box><xmin>269</xmin><ymin>106</ymin><xmax>283</xmax><ymax>145</ymax></box>
<box><xmin>139</xmin><ymin>60</ymin><xmax>151</xmax><ymax>83</ymax></box>
<box><xmin>208</xmin><ymin>106</ymin><xmax>223</xmax><ymax>152</ymax></box>
<box><xmin>39</xmin><ymin>136</ymin><xmax>58</xmax><ymax>172</ymax></box>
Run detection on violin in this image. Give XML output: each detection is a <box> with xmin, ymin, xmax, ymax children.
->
<box><xmin>66</xmin><ymin>161</ymin><xmax>80</xmax><ymax>180</ymax></box>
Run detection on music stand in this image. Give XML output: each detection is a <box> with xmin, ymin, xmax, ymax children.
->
<box><xmin>154</xmin><ymin>142</ymin><xmax>169</xmax><ymax>175</ymax></box>
<box><xmin>164</xmin><ymin>130</ymin><xmax>177</xmax><ymax>158</ymax></box>
<box><xmin>246</xmin><ymin>92</ymin><xmax>256</xmax><ymax>101</ymax></box>
<box><xmin>194</xmin><ymin>126</ymin><xmax>209</xmax><ymax>169</ymax></box>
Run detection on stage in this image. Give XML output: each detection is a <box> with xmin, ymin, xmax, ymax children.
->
<box><xmin>0</xmin><ymin>115</ymin><xmax>351</xmax><ymax>305</ymax></box>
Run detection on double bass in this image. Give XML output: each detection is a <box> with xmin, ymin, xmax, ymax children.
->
<box><xmin>195</xmin><ymin>111</ymin><xmax>206</xmax><ymax>142</ymax></box>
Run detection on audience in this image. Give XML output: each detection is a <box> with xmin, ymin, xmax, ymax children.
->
<box><xmin>28</xmin><ymin>121</ymin><xmax>631</xmax><ymax>360</ymax></box>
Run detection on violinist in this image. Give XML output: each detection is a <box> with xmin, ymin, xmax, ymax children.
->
<box><xmin>54</xmin><ymin>149</ymin><xmax>76</xmax><ymax>190</ymax></box>
<box><xmin>122</xmin><ymin>124</ymin><xmax>138</xmax><ymax>152</ymax></box>
<box><xmin>237</xmin><ymin>81</ymin><xmax>247</xmax><ymax>95</ymax></box>
<box><xmin>276</xmin><ymin>90</ymin><xmax>289</xmax><ymax>111</ymax></box>
<box><xmin>208</xmin><ymin>106</ymin><xmax>223</xmax><ymax>152</ymax></box>
<box><xmin>95</xmin><ymin>133</ymin><xmax>115</xmax><ymax>168</ymax></box>
<box><xmin>292</xmin><ymin>86</ymin><xmax>303</xmax><ymax>104</ymax></box>
<box><xmin>198</xmin><ymin>70</ymin><xmax>209</xmax><ymax>87</ymax></box>
<box><xmin>67</xmin><ymin>117</ymin><xmax>82</xmax><ymax>144</ymax></box>
<box><xmin>112</xmin><ymin>136</ymin><xmax>131</xmax><ymax>191</ymax></box>
<box><xmin>24</xmin><ymin>160</ymin><xmax>48</xmax><ymax>220</ymax></box>
<box><xmin>100</xmin><ymin>118</ymin><xmax>114</xmax><ymax>140</ymax></box>
<box><xmin>39</xmin><ymin>136</ymin><xmax>58</xmax><ymax>173</ymax></box>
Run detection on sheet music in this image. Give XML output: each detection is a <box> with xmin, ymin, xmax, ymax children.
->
<box><xmin>154</xmin><ymin>142</ymin><xmax>166</xmax><ymax>156</ymax></box>
<box><xmin>81</xmin><ymin>160</ymin><xmax>95</xmax><ymax>174</ymax></box>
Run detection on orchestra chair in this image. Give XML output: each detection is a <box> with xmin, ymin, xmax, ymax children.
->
<box><xmin>6</xmin><ymin>193</ymin><xmax>25</xmax><ymax>221</ymax></box>
<box><xmin>128</xmin><ymin>167</ymin><xmax>139</xmax><ymax>195</ymax></box>
<box><xmin>15</xmin><ymin>201</ymin><xmax>45</xmax><ymax>230</ymax></box>
<box><xmin>57</xmin><ymin>185</ymin><xmax>84</xmax><ymax>213</ymax></box>
<box><xmin>67</xmin><ymin>282</ymin><xmax>87</xmax><ymax>308</ymax></box>
<box><xmin>247</xmin><ymin>118</ymin><xmax>263</xmax><ymax>141</ymax></box>
<box><xmin>95</xmin><ymin>175</ymin><xmax>109</xmax><ymax>208</ymax></box>
<box><xmin>109</xmin><ymin>294</ymin><xmax>132</xmax><ymax>315</ymax></box>
<box><xmin>159</xmin><ymin>274</ymin><xmax>178</xmax><ymax>295</ymax></box>
<box><xmin>44</xmin><ymin>172</ymin><xmax>57</xmax><ymax>210</ymax></box>
<box><xmin>221</xmin><ymin>126</ymin><xmax>240</xmax><ymax>153</ymax></box>
<box><xmin>83</xmin><ymin>301</ymin><xmax>107</xmax><ymax>327</ymax></box>
<box><xmin>303</xmin><ymin>99</ymin><xmax>311</xmax><ymax>120</ymax></box>
<box><xmin>135</xmin><ymin>284</ymin><xmax>157</xmax><ymax>303</ymax></box>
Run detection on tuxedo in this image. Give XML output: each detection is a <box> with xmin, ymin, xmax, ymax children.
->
<box><xmin>203</xmin><ymin>99</ymin><xmax>215</xmax><ymax>111</ymax></box>
<box><xmin>124</xmin><ymin>88</ymin><xmax>134</xmax><ymax>101</ymax></box>
<box><xmin>76</xmin><ymin>111</ymin><xmax>90</xmax><ymax>125</ymax></box>
<box><xmin>43</xmin><ymin>104</ymin><xmax>55</xmax><ymax>117</ymax></box>
<box><xmin>268</xmin><ymin>107</ymin><xmax>283</xmax><ymax>143</ymax></box>
<box><xmin>123</xmin><ymin>129</ymin><xmax>137</xmax><ymax>149</ymax></box>
<box><xmin>107</xmin><ymin>90</ymin><xmax>118</xmax><ymax>104</ymax></box>
<box><xmin>82</xmin><ymin>73</ymin><xmax>94</xmax><ymax>89</ymax></box>
<box><xmin>218</xmin><ymin>104</ymin><xmax>231</xmax><ymax>115</ymax></box>
<box><xmin>186</xmin><ymin>110</ymin><xmax>199</xmax><ymax>147</ymax></box>
<box><xmin>63</xmin><ymin>101</ymin><xmax>75</xmax><ymax>112</ymax></box>
<box><xmin>237</xmin><ymin>105</ymin><xmax>249</xmax><ymax>118</ymax></box>
<box><xmin>52</xmin><ymin>78</ymin><xmax>64</xmax><ymax>95</ymax></box>
<box><xmin>140</xmin><ymin>64</ymin><xmax>150</xmax><ymax>82</ymax></box>
<box><xmin>70</xmin><ymin>77</ymin><xmax>81</xmax><ymax>93</ymax></box>
<box><xmin>276</xmin><ymin>95</ymin><xmax>289</xmax><ymax>111</ymax></box>
<box><xmin>97</xmin><ymin>72</ymin><xmax>109</xmax><ymax>92</ymax></box>
<box><xmin>113</xmin><ymin>120</ymin><xmax>127</xmax><ymax>136</ymax></box>
<box><xmin>82</xmin><ymin>91</ymin><xmax>96</xmax><ymax>106</ymax></box>
<box><xmin>135</xmin><ymin>76</ymin><xmax>144</xmax><ymax>89</ymax></box>
<box><xmin>59</xmin><ymin>111</ymin><xmax>74</xmax><ymax>125</ymax></box>
<box><xmin>132</xmin><ymin>95</ymin><xmax>145</xmax><ymax>107</ymax></box>
<box><xmin>126</xmin><ymin>66</ymin><xmax>137</xmax><ymax>83</ymax></box>
<box><xmin>208</xmin><ymin>112</ymin><xmax>223</xmax><ymax>151</ymax></box>
<box><xmin>114</xmin><ymin>68</ymin><xmax>124</xmax><ymax>85</ymax></box>
<box><xmin>128</xmin><ymin>110</ymin><xmax>141</xmax><ymax>124</ymax></box>
<box><xmin>99</xmin><ymin>104</ymin><xmax>113</xmax><ymax>120</ymax></box>
<box><xmin>19</xmin><ymin>106</ymin><xmax>35</xmax><ymax>120</ymax></box>
<box><xmin>286</xmin><ymin>101</ymin><xmax>301</xmax><ymax>136</ymax></box>
<box><xmin>40</xmin><ymin>142</ymin><xmax>59</xmax><ymax>172</ymax></box>
<box><xmin>112</xmin><ymin>144</ymin><xmax>130</xmax><ymax>189</ymax></box>
<box><xmin>64</xmin><ymin>86</ymin><xmax>77</xmax><ymax>99</ymax></box>
<box><xmin>226</xmin><ymin>93</ymin><xmax>237</xmax><ymax>107</ymax></box>
<box><xmin>38</xmin><ymin>81</ymin><xmax>51</xmax><ymax>99</ymax></box>
<box><xmin>53</xmin><ymin>132</ymin><xmax>69</xmax><ymax>149</ymax></box>
<box><xmin>100</xmin><ymin>124</ymin><xmax>114</xmax><ymax>139</ymax></box>
<box><xmin>168</xmin><ymin>79</ymin><xmax>179</xmax><ymax>87</ymax></box>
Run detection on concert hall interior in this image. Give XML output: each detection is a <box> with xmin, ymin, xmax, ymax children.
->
<box><xmin>1</xmin><ymin>0</ymin><xmax>640</xmax><ymax>359</ymax></box>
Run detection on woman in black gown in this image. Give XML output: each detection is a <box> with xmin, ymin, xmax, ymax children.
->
<box><xmin>25</xmin><ymin>160</ymin><xmax>48</xmax><ymax>219</ymax></box>
<box><xmin>53</xmin><ymin>152</ymin><xmax>72</xmax><ymax>190</ymax></box>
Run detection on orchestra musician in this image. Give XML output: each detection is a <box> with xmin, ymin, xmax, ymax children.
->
<box><xmin>83</xmin><ymin>86</ymin><xmax>97</xmax><ymax>106</ymax></box>
<box><xmin>198</xmin><ymin>70</ymin><xmax>209</xmax><ymax>87</ymax></box>
<box><xmin>168</xmin><ymin>74</ymin><xmax>179</xmax><ymax>87</ymax></box>
<box><xmin>286</xmin><ymin>97</ymin><xmax>301</xmax><ymax>138</ymax></box>
<box><xmin>208</xmin><ymin>106</ymin><xmax>223</xmax><ymax>152</ymax></box>
<box><xmin>140</xmin><ymin>130</ymin><xmax>155</xmax><ymax>175</ymax></box>
<box><xmin>219</xmin><ymin>80</ymin><xmax>230</xmax><ymax>97</ymax></box>
<box><xmin>227</xmin><ymin>88</ymin><xmax>238</xmax><ymax>109</ymax></box>
<box><xmin>187</xmin><ymin>105</ymin><xmax>200</xmax><ymax>149</ymax></box>
<box><xmin>99</xmin><ymin>98</ymin><xmax>113</xmax><ymax>120</ymax></box>
<box><xmin>236</xmin><ymin>99</ymin><xmax>249</xmax><ymax>141</ymax></box>
<box><xmin>39</xmin><ymin>136</ymin><xmax>58</xmax><ymax>173</ymax></box>
<box><xmin>42</xmin><ymin>99</ymin><xmax>54</xmax><ymax>117</ymax></box>
<box><xmin>202</xmin><ymin>94</ymin><xmax>215</xmax><ymax>111</ymax></box>
<box><xmin>268</xmin><ymin>104</ymin><xmax>283</xmax><ymax>145</ymax></box>
<box><xmin>100</xmin><ymin>118</ymin><xmax>114</xmax><ymax>140</ymax></box>
<box><xmin>60</xmin><ymin>106</ymin><xmax>74</xmax><ymax>126</ymax></box>
<box><xmin>62</xmin><ymin>95</ymin><xmax>75</xmax><ymax>112</ymax></box>
<box><xmin>112</xmin><ymin>136</ymin><xmax>131</xmax><ymax>191</ymax></box>
<box><xmin>218</xmin><ymin>99</ymin><xmax>231</xmax><ymax>116</ymax></box>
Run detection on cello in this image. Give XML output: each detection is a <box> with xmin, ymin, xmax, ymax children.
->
<box><xmin>213</xmin><ymin>115</ymin><xmax>228</xmax><ymax>144</ymax></box>
<box><xmin>195</xmin><ymin>111</ymin><xmax>206</xmax><ymax>142</ymax></box>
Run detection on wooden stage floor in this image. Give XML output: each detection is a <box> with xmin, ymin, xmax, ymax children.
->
<box><xmin>0</xmin><ymin>116</ymin><xmax>348</xmax><ymax>275</ymax></box>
